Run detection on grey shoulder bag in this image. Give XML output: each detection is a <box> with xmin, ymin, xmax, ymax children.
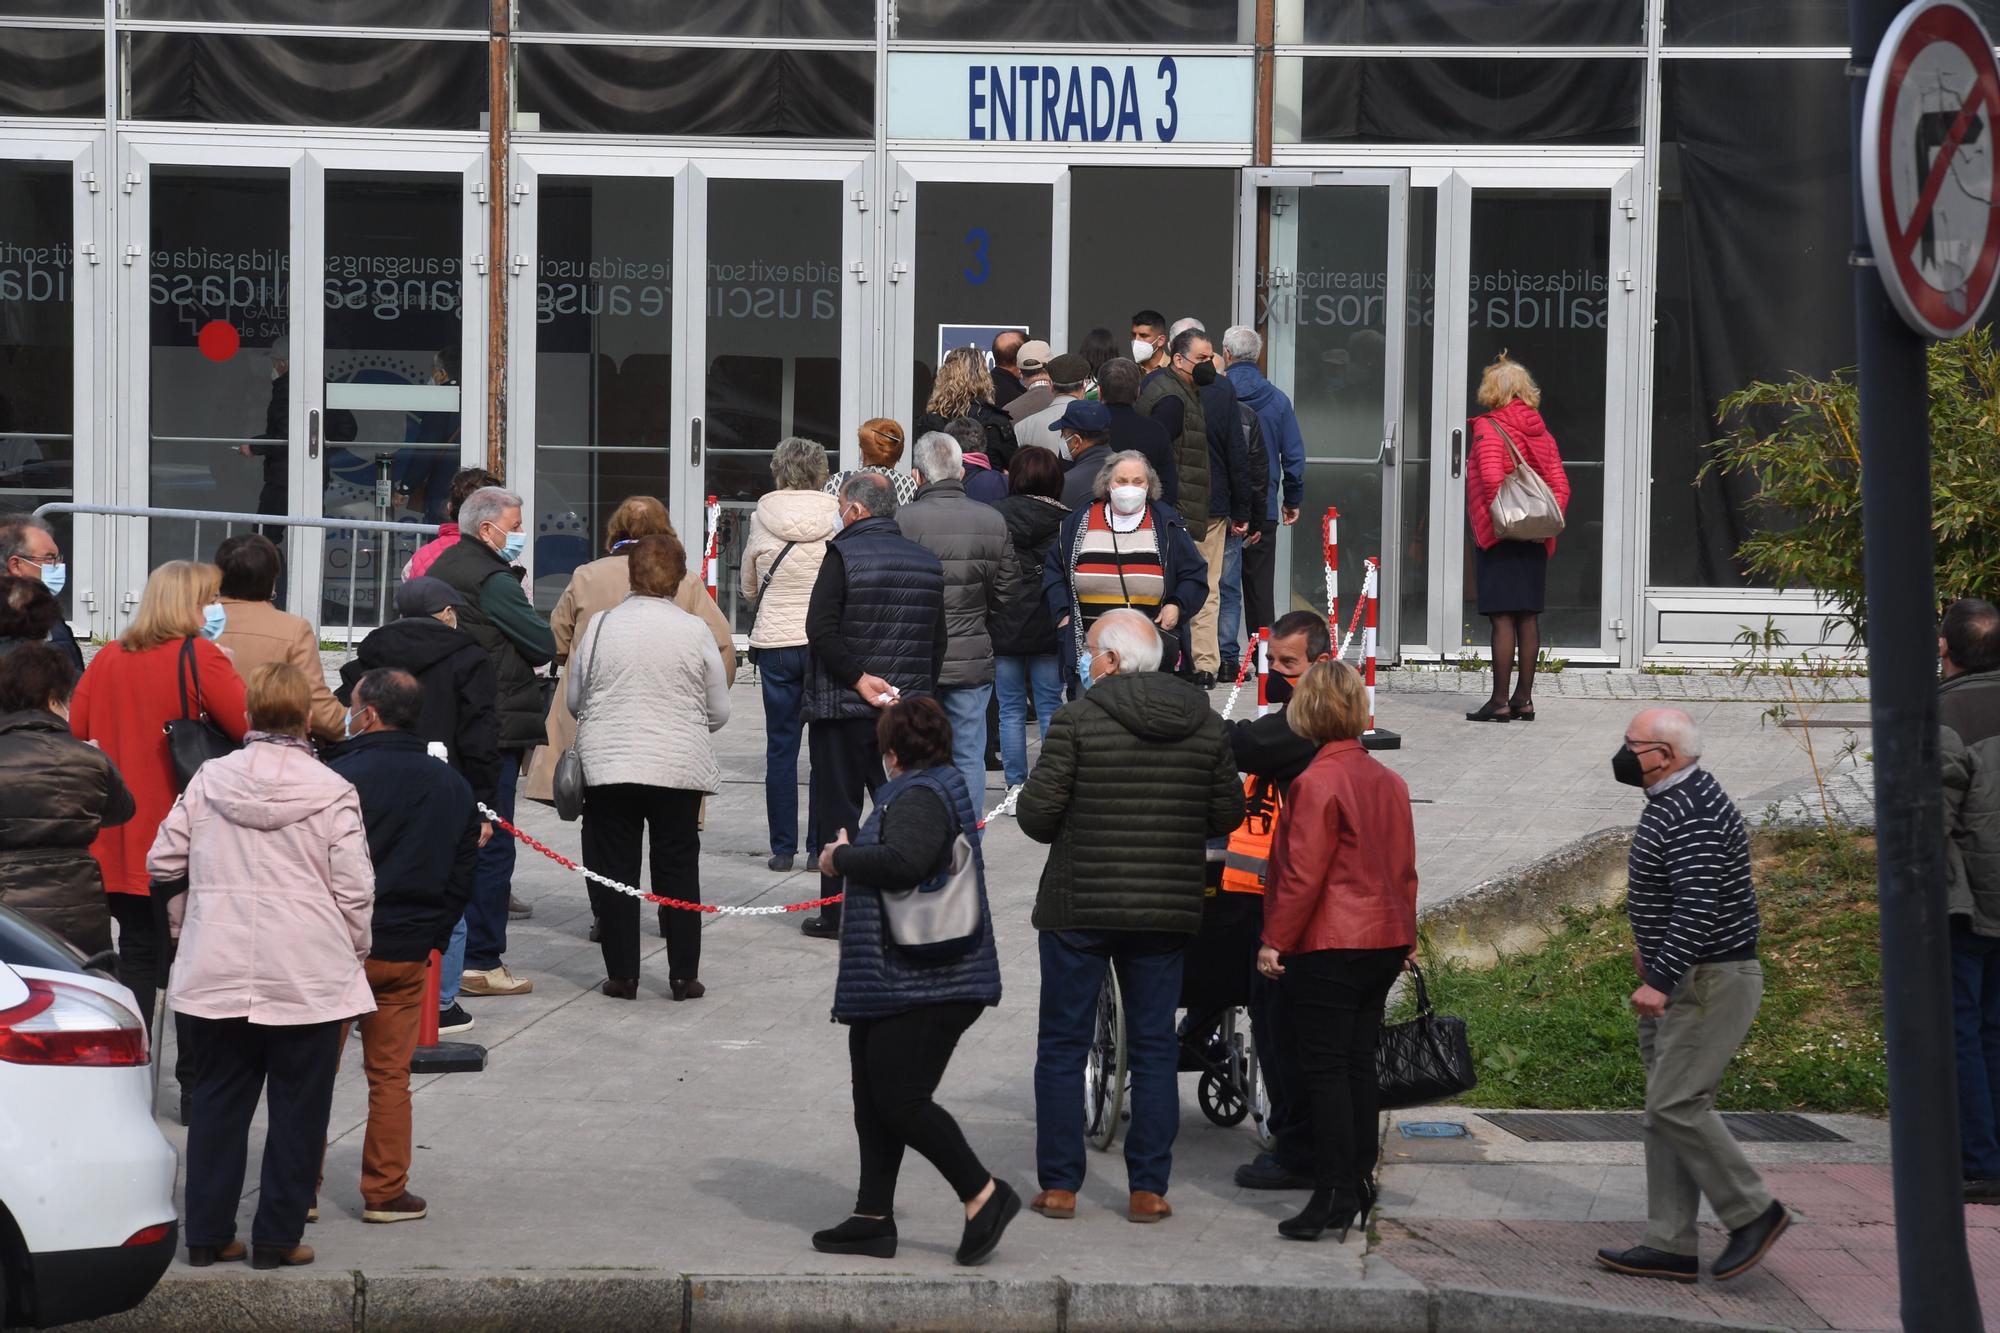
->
<box><xmin>1486</xmin><ymin>419</ymin><xmax>1566</xmax><ymax>542</ymax></box>
<box><xmin>552</xmin><ymin>611</ymin><xmax>609</xmax><ymax>822</ymax></box>
<box><xmin>880</xmin><ymin>781</ymin><xmax>983</xmax><ymax>962</ymax></box>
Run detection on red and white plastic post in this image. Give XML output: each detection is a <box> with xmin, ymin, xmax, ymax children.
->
<box><xmin>1359</xmin><ymin>557</ymin><xmax>1401</xmax><ymax>752</ymax></box>
<box><xmin>1322</xmin><ymin>506</ymin><xmax>1339</xmax><ymax>628</ymax></box>
<box><xmin>1254</xmin><ymin>627</ymin><xmax>1272</xmax><ymax>716</ymax></box>
<box><xmin>702</xmin><ymin>495</ymin><xmax>721</xmax><ymax>595</ymax></box>
<box><xmin>409</xmin><ymin>948</ymin><xmax>486</xmax><ymax>1075</ymax></box>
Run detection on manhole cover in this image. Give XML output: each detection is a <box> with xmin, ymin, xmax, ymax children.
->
<box><xmin>1479</xmin><ymin>1112</ymin><xmax>1847</xmax><ymax>1144</ymax></box>
<box><xmin>1397</xmin><ymin>1121</ymin><xmax>1470</xmax><ymax>1139</ymax></box>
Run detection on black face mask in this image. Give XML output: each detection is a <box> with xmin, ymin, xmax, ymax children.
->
<box><xmin>1611</xmin><ymin>745</ymin><xmax>1648</xmax><ymax>788</ymax></box>
<box><xmin>1266</xmin><ymin>671</ymin><xmax>1298</xmax><ymax>706</ymax></box>
<box><xmin>1190</xmin><ymin>360</ymin><xmax>1218</xmax><ymax>388</ymax></box>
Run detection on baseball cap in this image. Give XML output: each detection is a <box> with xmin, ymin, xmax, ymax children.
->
<box><xmin>1017</xmin><ymin>339</ymin><xmax>1054</xmax><ymax>374</ymax></box>
<box><xmin>1050</xmin><ymin>399</ymin><xmax>1112</xmax><ymax>434</ymax></box>
<box><xmin>395</xmin><ymin>576</ymin><xmax>467</xmax><ymax>617</ymax></box>
<box><xmin>1045</xmin><ymin>353</ymin><xmax>1091</xmax><ymax>387</ymax></box>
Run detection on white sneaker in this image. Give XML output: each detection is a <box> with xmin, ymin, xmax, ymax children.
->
<box><xmin>460</xmin><ymin>965</ymin><xmax>533</xmax><ymax>997</ymax></box>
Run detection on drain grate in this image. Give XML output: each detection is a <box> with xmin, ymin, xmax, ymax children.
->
<box><xmin>1479</xmin><ymin>1111</ymin><xmax>1847</xmax><ymax>1144</ymax></box>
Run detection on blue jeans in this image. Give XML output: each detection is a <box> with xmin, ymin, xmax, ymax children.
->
<box><xmin>464</xmin><ymin>749</ymin><xmax>520</xmax><ymax>971</ymax></box>
<box><xmin>1035</xmin><ymin>929</ymin><xmax>1186</xmax><ymax>1196</ymax></box>
<box><xmin>938</xmin><ymin>684</ymin><xmax>992</xmax><ymax>813</ymax></box>
<box><xmin>994</xmin><ymin>654</ymin><xmax>1064</xmax><ymax>788</ymax></box>
<box><xmin>758</xmin><ymin>646</ymin><xmax>818</xmax><ymax>856</ymax></box>
<box><xmin>438</xmin><ymin>916</ymin><xmax>467</xmax><ymax>1010</ymax></box>
<box><xmin>1952</xmin><ymin>921</ymin><xmax>2000</xmax><ymax>1178</ymax></box>
<box><xmin>1219</xmin><ymin>531</ymin><xmax>1244</xmax><ymax>670</ymax></box>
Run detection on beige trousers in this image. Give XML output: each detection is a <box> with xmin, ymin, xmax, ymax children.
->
<box><xmin>1189</xmin><ymin>517</ymin><xmax>1230</xmax><ymax>673</ymax></box>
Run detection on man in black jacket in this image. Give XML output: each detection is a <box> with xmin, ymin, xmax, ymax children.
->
<box><xmin>1172</xmin><ymin>319</ymin><xmax>1254</xmax><ymax>683</ymax></box>
<box><xmin>328</xmin><ymin>668</ymin><xmax>479</xmax><ymax>1227</ymax></box>
<box><xmin>1224</xmin><ymin>611</ymin><xmax>1330</xmax><ymax>1193</ymax></box>
<box><xmin>802</xmin><ymin>472</ymin><xmax>948</xmax><ymax>939</ymax></box>
<box><xmin>1097</xmin><ymin>359</ymin><xmax>1175</xmax><ymax>503</ymax></box>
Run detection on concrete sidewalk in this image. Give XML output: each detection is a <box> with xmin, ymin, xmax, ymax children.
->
<box><xmin>73</xmin><ymin>673</ymin><xmax>1903</xmax><ymax>1330</ymax></box>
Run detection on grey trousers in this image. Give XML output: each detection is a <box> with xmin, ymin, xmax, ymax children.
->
<box><xmin>1638</xmin><ymin>960</ymin><xmax>1774</xmax><ymax>1255</ymax></box>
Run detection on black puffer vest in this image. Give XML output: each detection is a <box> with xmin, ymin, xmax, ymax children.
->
<box><xmin>806</xmin><ymin>517</ymin><xmax>946</xmax><ymax>724</ymax></box>
<box><xmin>426</xmin><ymin>537</ymin><xmax>547</xmax><ymax>750</ymax></box>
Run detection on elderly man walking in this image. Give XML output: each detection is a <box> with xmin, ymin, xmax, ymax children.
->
<box><xmin>1940</xmin><ymin>599</ymin><xmax>2000</xmax><ymax>1202</ymax></box>
<box><xmin>801</xmin><ymin>471</ymin><xmax>947</xmax><ymax>940</ymax></box>
<box><xmin>1017</xmin><ymin>608</ymin><xmax>1244</xmax><ymax>1224</ymax></box>
<box><xmin>898</xmin><ymin>431</ymin><xmax>1007</xmax><ymax>809</ymax></box>
<box><xmin>1596</xmin><ymin>707</ymin><xmax>1790</xmax><ymax>1284</ymax></box>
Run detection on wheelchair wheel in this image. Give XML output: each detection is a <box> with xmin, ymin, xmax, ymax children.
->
<box><xmin>1245</xmin><ymin>1021</ymin><xmax>1274</xmax><ymax>1149</ymax></box>
<box><xmin>1085</xmin><ymin>971</ymin><xmax>1126</xmax><ymax>1152</ymax></box>
<box><xmin>1198</xmin><ymin>1007</ymin><xmax>1251</xmax><ymax>1128</ymax></box>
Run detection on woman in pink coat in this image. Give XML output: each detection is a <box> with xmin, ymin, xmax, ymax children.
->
<box><xmin>150</xmin><ymin>662</ymin><xmax>376</xmax><ymax>1272</ymax></box>
<box><xmin>1463</xmin><ymin>354</ymin><xmax>1570</xmax><ymax>723</ymax></box>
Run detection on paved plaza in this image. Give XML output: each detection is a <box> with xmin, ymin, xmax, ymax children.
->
<box><xmin>79</xmin><ymin>668</ymin><xmax>1945</xmax><ymax>1331</ymax></box>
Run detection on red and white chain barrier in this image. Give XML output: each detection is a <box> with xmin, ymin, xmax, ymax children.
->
<box><xmin>1323</xmin><ymin>506</ymin><xmax>1339</xmax><ymax>628</ymax></box>
<box><xmin>1253</xmin><ymin>627</ymin><xmax>1272</xmax><ymax>717</ymax></box>
<box><xmin>1336</xmin><ymin>558</ymin><xmax>1375</xmax><ymax>662</ymax></box>
<box><xmin>1218</xmin><ymin>637</ymin><xmax>1257</xmax><ymax>719</ymax></box>
<box><xmin>701</xmin><ymin>495</ymin><xmax>721</xmax><ymax>595</ymax></box>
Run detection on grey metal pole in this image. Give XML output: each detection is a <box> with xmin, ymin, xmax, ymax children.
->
<box><xmin>1848</xmin><ymin>2</ymin><xmax>1983</xmax><ymax>1327</ymax></box>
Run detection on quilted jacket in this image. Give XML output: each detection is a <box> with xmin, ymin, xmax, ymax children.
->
<box><xmin>1944</xmin><ymin>667</ymin><xmax>2000</xmax><ymax>935</ymax></box>
<box><xmin>0</xmin><ymin>709</ymin><xmax>133</xmax><ymax>957</ymax></box>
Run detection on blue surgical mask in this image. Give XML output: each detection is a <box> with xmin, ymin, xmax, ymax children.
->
<box><xmin>342</xmin><ymin>707</ymin><xmax>354</xmax><ymax>741</ymax></box>
<box><xmin>498</xmin><ymin>529</ymin><xmax>526</xmax><ymax>563</ymax></box>
<box><xmin>199</xmin><ymin>602</ymin><xmax>227</xmax><ymax>640</ymax></box>
<box><xmin>40</xmin><ymin>562</ymin><xmax>66</xmax><ymax>598</ymax></box>
<box><xmin>1077</xmin><ymin>648</ymin><xmax>1096</xmax><ymax>690</ymax></box>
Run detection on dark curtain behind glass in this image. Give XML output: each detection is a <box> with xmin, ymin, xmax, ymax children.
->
<box><xmin>126</xmin><ymin>33</ymin><xmax>485</xmax><ymax>128</ymax></box>
<box><xmin>519</xmin><ymin>0</ymin><xmax>872</xmax><ymax>37</ymax></box>
<box><xmin>0</xmin><ymin>29</ymin><xmax>102</xmax><ymax>117</ymax></box>
<box><xmin>894</xmin><ymin>0</ymin><xmax>1241</xmax><ymax>42</ymax></box>
<box><xmin>1650</xmin><ymin>60</ymin><xmax>1853</xmax><ymax>588</ymax></box>
<box><xmin>518</xmin><ymin>45</ymin><xmax>872</xmax><ymax>138</ymax></box>
<box><xmin>1665</xmin><ymin>0</ymin><xmax>2000</xmax><ymax>44</ymax></box>
<box><xmin>0</xmin><ymin>1</ymin><xmax>99</xmax><ymax>16</ymax></box>
<box><xmin>1301</xmin><ymin>1</ymin><xmax>1642</xmax><ymax>45</ymax></box>
<box><xmin>1298</xmin><ymin>58</ymin><xmax>1641</xmax><ymax>145</ymax></box>
<box><xmin>123</xmin><ymin>0</ymin><xmax>485</xmax><ymax>24</ymax></box>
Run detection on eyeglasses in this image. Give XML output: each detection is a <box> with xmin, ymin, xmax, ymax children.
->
<box><xmin>11</xmin><ymin>552</ymin><xmax>59</xmax><ymax>566</ymax></box>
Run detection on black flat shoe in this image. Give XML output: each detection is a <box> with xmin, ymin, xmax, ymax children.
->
<box><xmin>1712</xmin><ymin>1201</ymin><xmax>1790</xmax><ymax>1280</ymax></box>
<box><xmin>812</xmin><ymin>1214</ymin><xmax>897</xmax><ymax>1259</ymax></box>
<box><xmin>768</xmin><ymin>853</ymin><xmax>795</xmax><ymax>872</ymax></box>
<box><xmin>1596</xmin><ymin>1244</ymin><xmax>1698</xmax><ymax>1283</ymax></box>
<box><xmin>1465</xmin><ymin>701</ymin><xmax>1512</xmax><ymax>723</ymax></box>
<box><xmin>956</xmin><ymin>1179</ymin><xmax>1021</xmax><ymax>1266</ymax></box>
<box><xmin>801</xmin><ymin>914</ymin><xmax>841</xmax><ymax>940</ymax></box>
<box><xmin>602</xmin><ymin>978</ymin><xmax>637</xmax><ymax>1000</ymax></box>
<box><xmin>1508</xmin><ymin>700</ymin><xmax>1537</xmax><ymax>721</ymax></box>
<box><xmin>670</xmin><ymin>978</ymin><xmax>706</xmax><ymax>1002</ymax></box>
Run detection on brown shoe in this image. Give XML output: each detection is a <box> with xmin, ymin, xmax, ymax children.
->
<box><xmin>671</xmin><ymin>978</ymin><xmax>706</xmax><ymax>1002</ymax></box>
<box><xmin>251</xmin><ymin>1244</ymin><xmax>315</xmax><ymax>1269</ymax></box>
<box><xmin>1029</xmin><ymin>1189</ymin><xmax>1076</xmax><ymax>1219</ymax></box>
<box><xmin>461</xmin><ymin>965</ymin><xmax>533</xmax><ymax>996</ymax></box>
<box><xmin>602</xmin><ymin>978</ymin><xmax>637</xmax><ymax>1000</ymax></box>
<box><xmin>187</xmin><ymin>1240</ymin><xmax>246</xmax><ymax>1267</ymax></box>
<box><xmin>1129</xmin><ymin>1191</ymin><xmax>1173</xmax><ymax>1223</ymax></box>
<box><xmin>362</xmin><ymin>1191</ymin><xmax>428</xmax><ymax>1224</ymax></box>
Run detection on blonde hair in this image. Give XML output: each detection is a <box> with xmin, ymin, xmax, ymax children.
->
<box><xmin>925</xmin><ymin>347</ymin><xmax>994</xmax><ymax>420</ymax></box>
<box><xmin>1286</xmin><ymin>660</ymin><xmax>1370</xmax><ymax>745</ymax></box>
<box><xmin>1477</xmin><ymin>352</ymin><xmax>1541</xmax><ymax>410</ymax></box>
<box><xmin>857</xmin><ymin>417</ymin><xmax>906</xmax><ymax>469</ymax></box>
<box><xmin>245</xmin><ymin>661</ymin><xmax>311</xmax><ymax>735</ymax></box>
<box><xmin>122</xmin><ymin>560</ymin><xmax>220</xmax><ymax>653</ymax></box>
<box><xmin>606</xmin><ymin>495</ymin><xmax>673</xmax><ymax>548</ymax></box>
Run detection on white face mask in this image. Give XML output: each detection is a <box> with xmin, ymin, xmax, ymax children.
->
<box><xmin>1131</xmin><ymin>338</ymin><xmax>1155</xmax><ymax>362</ymax></box>
<box><xmin>1109</xmin><ymin>484</ymin><xmax>1147</xmax><ymax>516</ymax></box>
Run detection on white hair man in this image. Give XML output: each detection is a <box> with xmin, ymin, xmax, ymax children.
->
<box><xmin>1016</xmin><ymin>605</ymin><xmax>1245</xmax><ymax>1225</ymax></box>
<box><xmin>1220</xmin><ymin>323</ymin><xmax>1306</xmax><ymax>643</ymax></box>
<box><xmin>895</xmin><ymin>430</ymin><xmax>1008</xmax><ymax>812</ymax></box>
<box><xmin>421</xmin><ymin>484</ymin><xmax>555</xmax><ymax>999</ymax></box>
<box><xmin>1596</xmin><ymin>707</ymin><xmax>1790</xmax><ymax>1285</ymax></box>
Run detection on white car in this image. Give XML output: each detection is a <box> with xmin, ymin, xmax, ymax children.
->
<box><xmin>0</xmin><ymin>905</ymin><xmax>177</xmax><ymax>1328</ymax></box>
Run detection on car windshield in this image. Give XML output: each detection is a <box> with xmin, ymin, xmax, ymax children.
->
<box><xmin>0</xmin><ymin>903</ymin><xmax>87</xmax><ymax>975</ymax></box>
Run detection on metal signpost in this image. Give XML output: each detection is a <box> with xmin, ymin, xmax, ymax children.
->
<box><xmin>1851</xmin><ymin>1</ymin><xmax>1999</xmax><ymax>1326</ymax></box>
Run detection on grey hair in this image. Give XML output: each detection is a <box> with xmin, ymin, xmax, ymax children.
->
<box><xmin>839</xmin><ymin>470</ymin><xmax>898</xmax><ymax>518</ymax></box>
<box><xmin>1651</xmin><ymin>709</ymin><xmax>1704</xmax><ymax>760</ymax></box>
<box><xmin>912</xmin><ymin>430</ymin><xmax>963</xmax><ymax>483</ymax></box>
<box><xmin>1093</xmin><ymin>608</ymin><xmax>1165</xmax><ymax>675</ymax></box>
<box><xmin>1222</xmin><ymin>325</ymin><xmax>1262</xmax><ymax>361</ymax></box>
<box><xmin>1091</xmin><ymin>450</ymin><xmax>1163</xmax><ymax>502</ymax></box>
<box><xmin>770</xmin><ymin>436</ymin><xmax>830</xmax><ymax>492</ymax></box>
<box><xmin>1168</xmin><ymin>316</ymin><xmax>1206</xmax><ymax>340</ymax></box>
<box><xmin>0</xmin><ymin>514</ymin><xmax>54</xmax><ymax>565</ymax></box>
<box><xmin>456</xmin><ymin>486</ymin><xmax>522</xmax><ymax>537</ymax></box>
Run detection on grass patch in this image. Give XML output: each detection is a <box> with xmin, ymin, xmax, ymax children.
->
<box><xmin>1404</xmin><ymin>828</ymin><xmax>1885</xmax><ymax>1113</ymax></box>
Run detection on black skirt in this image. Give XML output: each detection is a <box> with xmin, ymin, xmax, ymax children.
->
<box><xmin>1475</xmin><ymin>539</ymin><xmax>1548</xmax><ymax>616</ymax></box>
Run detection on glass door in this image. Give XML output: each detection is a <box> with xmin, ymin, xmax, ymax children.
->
<box><xmin>887</xmin><ymin>160</ymin><xmax>1067</xmax><ymax>425</ymax></box>
<box><xmin>121</xmin><ymin>140</ymin><xmax>483</xmax><ymax>635</ymax></box>
<box><xmin>685</xmin><ymin>159</ymin><xmax>869</xmax><ymax>635</ymax></box>
<box><xmin>1248</xmin><ymin>169</ymin><xmax>1410</xmax><ymax>655</ymax></box>
<box><xmin>1433</xmin><ymin>170</ymin><xmax>1635</xmax><ymax>661</ymax></box>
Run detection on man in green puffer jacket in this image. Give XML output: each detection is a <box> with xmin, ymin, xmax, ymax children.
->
<box><xmin>1942</xmin><ymin>598</ymin><xmax>2000</xmax><ymax>1201</ymax></box>
<box><xmin>1016</xmin><ymin>608</ymin><xmax>1243</xmax><ymax>1227</ymax></box>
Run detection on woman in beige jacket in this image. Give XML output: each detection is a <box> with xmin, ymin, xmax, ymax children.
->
<box><xmin>523</xmin><ymin>495</ymin><xmax>735</xmax><ymax>806</ymax></box>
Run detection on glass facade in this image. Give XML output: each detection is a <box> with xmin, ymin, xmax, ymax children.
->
<box><xmin>0</xmin><ymin>161</ymin><xmax>75</xmax><ymax>618</ymax></box>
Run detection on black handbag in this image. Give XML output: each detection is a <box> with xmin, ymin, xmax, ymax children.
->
<box><xmin>162</xmin><ymin>636</ymin><xmax>240</xmax><ymax>792</ymax></box>
<box><xmin>1375</xmin><ymin>963</ymin><xmax>1478</xmax><ymax>1111</ymax></box>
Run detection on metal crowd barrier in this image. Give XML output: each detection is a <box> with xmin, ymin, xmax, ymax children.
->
<box><xmin>32</xmin><ymin>501</ymin><xmax>441</xmax><ymax>641</ymax></box>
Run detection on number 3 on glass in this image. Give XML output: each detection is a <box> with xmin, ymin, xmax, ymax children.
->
<box><xmin>963</xmin><ymin>227</ymin><xmax>990</xmax><ymax>286</ymax></box>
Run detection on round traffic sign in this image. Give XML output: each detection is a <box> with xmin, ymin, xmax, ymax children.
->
<box><xmin>1862</xmin><ymin>0</ymin><xmax>2000</xmax><ymax>339</ymax></box>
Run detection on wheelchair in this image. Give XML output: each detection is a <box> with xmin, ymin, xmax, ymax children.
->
<box><xmin>1084</xmin><ymin>879</ymin><xmax>1273</xmax><ymax>1152</ymax></box>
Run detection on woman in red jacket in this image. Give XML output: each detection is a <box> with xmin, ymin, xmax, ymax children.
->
<box><xmin>70</xmin><ymin>559</ymin><xmax>250</xmax><ymax>1114</ymax></box>
<box><xmin>1464</xmin><ymin>354</ymin><xmax>1569</xmax><ymax>723</ymax></box>
<box><xmin>1256</xmin><ymin>660</ymin><xmax>1419</xmax><ymax>1243</ymax></box>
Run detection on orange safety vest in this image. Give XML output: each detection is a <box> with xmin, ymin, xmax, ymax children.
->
<box><xmin>1221</xmin><ymin>774</ymin><xmax>1281</xmax><ymax>895</ymax></box>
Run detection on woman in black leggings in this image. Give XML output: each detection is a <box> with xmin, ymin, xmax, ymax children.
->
<box><xmin>812</xmin><ymin>697</ymin><xmax>1019</xmax><ymax>1266</ymax></box>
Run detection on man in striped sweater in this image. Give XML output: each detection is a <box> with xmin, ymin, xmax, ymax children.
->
<box><xmin>1595</xmin><ymin>708</ymin><xmax>1791</xmax><ymax>1285</ymax></box>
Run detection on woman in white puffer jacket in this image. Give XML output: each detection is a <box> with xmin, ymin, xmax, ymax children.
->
<box><xmin>570</xmin><ymin>533</ymin><xmax>729</xmax><ymax>1002</ymax></box>
<box><xmin>739</xmin><ymin>437</ymin><xmax>839</xmax><ymax>873</ymax></box>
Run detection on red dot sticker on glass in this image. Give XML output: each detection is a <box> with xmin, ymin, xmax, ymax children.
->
<box><xmin>197</xmin><ymin>320</ymin><xmax>241</xmax><ymax>362</ymax></box>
